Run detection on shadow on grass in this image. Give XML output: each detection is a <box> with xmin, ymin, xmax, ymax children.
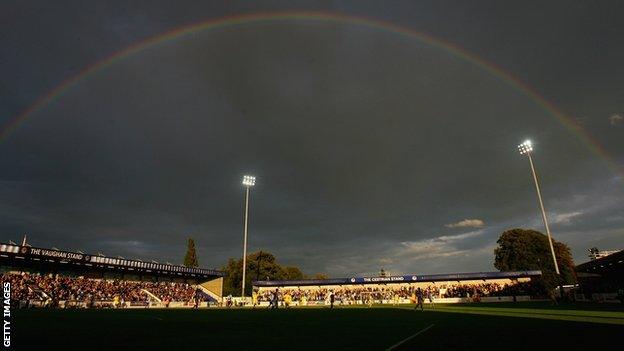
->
<box><xmin>420</xmin><ymin>302</ymin><xmax>624</xmax><ymax>325</ymax></box>
<box><xmin>10</xmin><ymin>305</ymin><xmax>624</xmax><ymax>350</ymax></box>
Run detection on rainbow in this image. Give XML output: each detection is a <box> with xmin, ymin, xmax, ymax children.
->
<box><xmin>2</xmin><ymin>11</ymin><xmax>621</xmax><ymax>175</ymax></box>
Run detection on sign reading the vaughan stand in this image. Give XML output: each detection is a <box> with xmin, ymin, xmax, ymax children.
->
<box><xmin>29</xmin><ymin>248</ymin><xmax>84</xmax><ymax>260</ymax></box>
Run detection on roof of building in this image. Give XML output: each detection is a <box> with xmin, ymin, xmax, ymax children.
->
<box><xmin>253</xmin><ymin>270</ymin><xmax>542</xmax><ymax>287</ymax></box>
<box><xmin>0</xmin><ymin>242</ymin><xmax>224</xmax><ymax>279</ymax></box>
<box><xmin>576</xmin><ymin>249</ymin><xmax>624</xmax><ymax>275</ymax></box>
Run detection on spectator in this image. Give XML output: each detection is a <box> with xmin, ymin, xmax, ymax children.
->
<box><xmin>2</xmin><ymin>272</ymin><xmax>198</xmax><ymax>307</ymax></box>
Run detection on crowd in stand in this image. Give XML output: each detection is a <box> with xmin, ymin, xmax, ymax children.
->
<box><xmin>4</xmin><ymin>271</ymin><xmax>539</xmax><ymax>309</ymax></box>
<box><xmin>256</xmin><ymin>281</ymin><xmax>536</xmax><ymax>305</ymax></box>
<box><xmin>3</xmin><ymin>272</ymin><xmax>197</xmax><ymax>307</ymax></box>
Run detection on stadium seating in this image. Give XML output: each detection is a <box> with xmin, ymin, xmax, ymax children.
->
<box><xmin>256</xmin><ymin>281</ymin><xmax>538</xmax><ymax>305</ymax></box>
<box><xmin>3</xmin><ymin>272</ymin><xmax>203</xmax><ymax>308</ymax></box>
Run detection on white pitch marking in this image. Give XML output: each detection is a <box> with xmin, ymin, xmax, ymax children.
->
<box><xmin>385</xmin><ymin>324</ymin><xmax>435</xmax><ymax>350</ymax></box>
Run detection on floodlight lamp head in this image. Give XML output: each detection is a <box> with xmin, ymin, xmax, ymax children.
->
<box><xmin>518</xmin><ymin>140</ymin><xmax>533</xmax><ymax>155</ymax></box>
<box><xmin>242</xmin><ymin>175</ymin><xmax>256</xmax><ymax>187</ymax></box>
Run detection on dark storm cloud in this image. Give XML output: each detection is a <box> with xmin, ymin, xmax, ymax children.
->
<box><xmin>1</xmin><ymin>1</ymin><xmax>622</xmax><ymax>275</ymax></box>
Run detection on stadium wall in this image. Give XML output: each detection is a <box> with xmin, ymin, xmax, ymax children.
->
<box><xmin>200</xmin><ymin>277</ymin><xmax>224</xmax><ymax>299</ymax></box>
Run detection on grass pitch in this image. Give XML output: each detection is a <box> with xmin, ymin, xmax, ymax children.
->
<box><xmin>12</xmin><ymin>302</ymin><xmax>624</xmax><ymax>350</ymax></box>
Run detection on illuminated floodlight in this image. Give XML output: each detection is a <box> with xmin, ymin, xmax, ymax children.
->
<box><xmin>518</xmin><ymin>140</ymin><xmax>533</xmax><ymax>155</ymax></box>
<box><xmin>242</xmin><ymin>175</ymin><xmax>256</xmax><ymax>187</ymax></box>
<box><xmin>515</xmin><ymin>138</ymin><xmax>560</xmax><ymax>276</ymax></box>
<box><xmin>240</xmin><ymin>173</ymin><xmax>257</xmax><ymax>302</ymax></box>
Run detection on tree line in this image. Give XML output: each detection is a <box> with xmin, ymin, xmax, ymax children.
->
<box><xmin>221</xmin><ymin>251</ymin><xmax>328</xmax><ymax>296</ymax></box>
<box><xmin>494</xmin><ymin>228</ymin><xmax>576</xmax><ymax>292</ymax></box>
<box><xmin>183</xmin><ymin>238</ymin><xmax>327</xmax><ymax>296</ymax></box>
<box><xmin>185</xmin><ymin>227</ymin><xmax>577</xmax><ymax>297</ymax></box>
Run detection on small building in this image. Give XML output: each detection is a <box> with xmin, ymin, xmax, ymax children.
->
<box><xmin>576</xmin><ymin>249</ymin><xmax>624</xmax><ymax>302</ymax></box>
<box><xmin>587</xmin><ymin>247</ymin><xmax>622</xmax><ymax>260</ymax></box>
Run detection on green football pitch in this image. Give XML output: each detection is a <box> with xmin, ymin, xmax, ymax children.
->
<box><xmin>12</xmin><ymin>302</ymin><xmax>624</xmax><ymax>350</ymax></box>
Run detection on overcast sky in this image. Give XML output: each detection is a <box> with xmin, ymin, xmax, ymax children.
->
<box><xmin>1</xmin><ymin>1</ymin><xmax>622</xmax><ymax>277</ymax></box>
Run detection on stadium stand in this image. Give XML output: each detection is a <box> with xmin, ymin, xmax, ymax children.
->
<box><xmin>0</xmin><ymin>242</ymin><xmax>225</xmax><ymax>308</ymax></box>
<box><xmin>576</xmin><ymin>249</ymin><xmax>624</xmax><ymax>303</ymax></box>
<box><xmin>253</xmin><ymin>271</ymin><xmax>542</xmax><ymax>306</ymax></box>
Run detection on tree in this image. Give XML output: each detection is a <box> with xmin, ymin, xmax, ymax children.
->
<box><xmin>183</xmin><ymin>238</ymin><xmax>199</xmax><ymax>267</ymax></box>
<box><xmin>379</xmin><ymin>268</ymin><xmax>387</xmax><ymax>277</ymax></box>
<box><xmin>221</xmin><ymin>250</ymin><xmax>306</xmax><ymax>296</ymax></box>
<box><xmin>494</xmin><ymin>228</ymin><xmax>576</xmax><ymax>290</ymax></box>
<box><xmin>281</xmin><ymin>266</ymin><xmax>305</xmax><ymax>280</ymax></box>
<box><xmin>222</xmin><ymin>258</ymin><xmax>243</xmax><ymax>296</ymax></box>
<box><xmin>312</xmin><ymin>273</ymin><xmax>329</xmax><ymax>280</ymax></box>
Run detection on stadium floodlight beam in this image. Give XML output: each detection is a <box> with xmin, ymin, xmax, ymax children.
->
<box><xmin>517</xmin><ymin>140</ymin><xmax>560</xmax><ymax>275</ymax></box>
<box><xmin>241</xmin><ymin>175</ymin><xmax>256</xmax><ymax>303</ymax></box>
